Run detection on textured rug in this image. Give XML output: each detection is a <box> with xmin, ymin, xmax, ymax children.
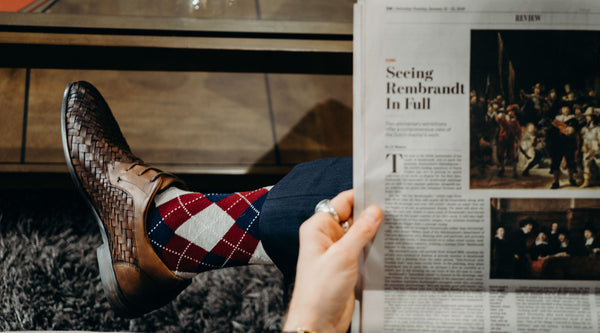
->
<box><xmin>0</xmin><ymin>189</ymin><xmax>285</xmax><ymax>332</ymax></box>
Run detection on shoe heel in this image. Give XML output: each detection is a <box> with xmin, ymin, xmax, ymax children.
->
<box><xmin>97</xmin><ymin>243</ymin><xmax>136</xmax><ymax>317</ymax></box>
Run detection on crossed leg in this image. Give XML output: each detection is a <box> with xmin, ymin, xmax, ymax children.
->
<box><xmin>62</xmin><ymin>81</ymin><xmax>352</xmax><ymax>316</ymax></box>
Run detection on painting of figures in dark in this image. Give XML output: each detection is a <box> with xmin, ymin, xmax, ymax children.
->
<box><xmin>470</xmin><ymin>30</ymin><xmax>600</xmax><ymax>189</ymax></box>
<box><xmin>490</xmin><ymin>198</ymin><xmax>600</xmax><ymax>280</ymax></box>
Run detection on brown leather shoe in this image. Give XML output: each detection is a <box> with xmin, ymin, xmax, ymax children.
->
<box><xmin>61</xmin><ymin>81</ymin><xmax>190</xmax><ymax>317</ymax></box>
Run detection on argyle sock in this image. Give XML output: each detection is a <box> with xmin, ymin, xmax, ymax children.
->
<box><xmin>147</xmin><ymin>186</ymin><xmax>273</xmax><ymax>279</ymax></box>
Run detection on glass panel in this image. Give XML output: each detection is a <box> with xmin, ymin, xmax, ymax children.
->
<box><xmin>4</xmin><ymin>0</ymin><xmax>354</xmax><ymax>23</ymax></box>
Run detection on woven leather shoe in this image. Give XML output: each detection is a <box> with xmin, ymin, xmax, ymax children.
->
<box><xmin>61</xmin><ymin>81</ymin><xmax>190</xmax><ymax>317</ymax></box>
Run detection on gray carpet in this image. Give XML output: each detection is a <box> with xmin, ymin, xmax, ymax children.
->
<box><xmin>0</xmin><ymin>190</ymin><xmax>285</xmax><ymax>332</ymax></box>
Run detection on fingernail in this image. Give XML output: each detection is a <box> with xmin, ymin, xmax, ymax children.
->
<box><xmin>362</xmin><ymin>206</ymin><xmax>380</xmax><ymax>225</ymax></box>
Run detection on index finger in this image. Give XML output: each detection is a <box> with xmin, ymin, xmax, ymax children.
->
<box><xmin>327</xmin><ymin>189</ymin><xmax>354</xmax><ymax>223</ymax></box>
<box><xmin>300</xmin><ymin>190</ymin><xmax>355</xmax><ymax>251</ymax></box>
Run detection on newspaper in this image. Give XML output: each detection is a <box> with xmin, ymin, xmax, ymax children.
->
<box><xmin>353</xmin><ymin>1</ymin><xmax>600</xmax><ymax>332</ymax></box>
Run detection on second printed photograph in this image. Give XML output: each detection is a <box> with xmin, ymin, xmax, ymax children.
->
<box><xmin>490</xmin><ymin>198</ymin><xmax>600</xmax><ymax>280</ymax></box>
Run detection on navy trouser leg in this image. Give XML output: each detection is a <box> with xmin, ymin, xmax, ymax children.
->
<box><xmin>259</xmin><ymin>157</ymin><xmax>353</xmax><ymax>281</ymax></box>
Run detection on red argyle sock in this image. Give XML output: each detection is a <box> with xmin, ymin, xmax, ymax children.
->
<box><xmin>147</xmin><ymin>187</ymin><xmax>272</xmax><ymax>279</ymax></box>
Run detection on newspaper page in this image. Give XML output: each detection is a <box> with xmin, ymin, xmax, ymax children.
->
<box><xmin>354</xmin><ymin>1</ymin><xmax>600</xmax><ymax>332</ymax></box>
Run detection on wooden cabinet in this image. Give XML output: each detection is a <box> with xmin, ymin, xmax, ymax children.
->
<box><xmin>0</xmin><ymin>8</ymin><xmax>352</xmax><ymax>179</ymax></box>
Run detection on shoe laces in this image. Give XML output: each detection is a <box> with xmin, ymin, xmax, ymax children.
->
<box><xmin>126</xmin><ymin>161</ymin><xmax>176</xmax><ymax>182</ymax></box>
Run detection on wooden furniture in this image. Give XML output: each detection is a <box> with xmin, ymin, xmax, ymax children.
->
<box><xmin>0</xmin><ymin>4</ymin><xmax>353</xmax><ymax>185</ymax></box>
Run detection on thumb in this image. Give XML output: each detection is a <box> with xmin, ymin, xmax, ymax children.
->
<box><xmin>336</xmin><ymin>205</ymin><xmax>382</xmax><ymax>258</ymax></box>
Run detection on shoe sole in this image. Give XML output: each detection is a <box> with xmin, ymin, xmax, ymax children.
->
<box><xmin>60</xmin><ymin>82</ymin><xmax>137</xmax><ymax>317</ymax></box>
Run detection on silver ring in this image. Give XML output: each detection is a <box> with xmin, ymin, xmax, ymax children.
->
<box><xmin>315</xmin><ymin>199</ymin><xmax>340</xmax><ymax>223</ymax></box>
<box><xmin>340</xmin><ymin>221</ymin><xmax>349</xmax><ymax>231</ymax></box>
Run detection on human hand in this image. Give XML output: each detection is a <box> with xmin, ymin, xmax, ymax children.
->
<box><xmin>283</xmin><ymin>190</ymin><xmax>383</xmax><ymax>333</ymax></box>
